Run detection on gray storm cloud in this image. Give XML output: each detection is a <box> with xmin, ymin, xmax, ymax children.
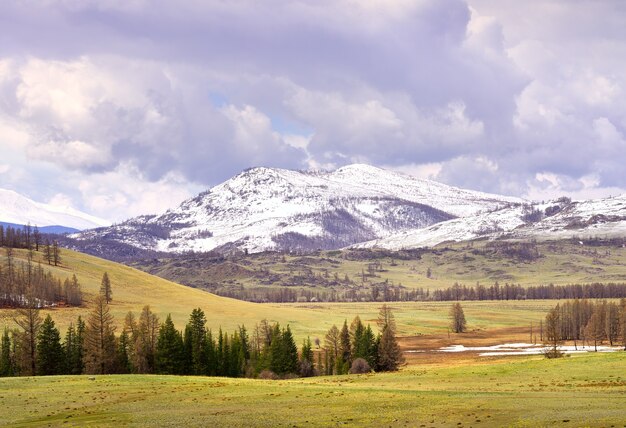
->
<box><xmin>0</xmin><ymin>0</ymin><xmax>625</xmax><ymax>220</ymax></box>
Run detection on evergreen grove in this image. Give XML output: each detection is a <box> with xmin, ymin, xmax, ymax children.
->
<box><xmin>0</xmin><ymin>301</ymin><xmax>403</xmax><ymax>378</ymax></box>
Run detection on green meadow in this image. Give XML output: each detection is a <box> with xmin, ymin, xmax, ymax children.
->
<box><xmin>1</xmin><ymin>352</ymin><xmax>624</xmax><ymax>427</ymax></box>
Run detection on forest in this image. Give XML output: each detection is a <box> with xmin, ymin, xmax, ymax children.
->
<box><xmin>0</xmin><ymin>290</ymin><xmax>403</xmax><ymax>379</ymax></box>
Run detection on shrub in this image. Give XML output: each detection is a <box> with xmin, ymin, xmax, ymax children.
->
<box><xmin>349</xmin><ymin>358</ymin><xmax>371</xmax><ymax>374</ymax></box>
<box><xmin>258</xmin><ymin>370</ymin><xmax>278</xmax><ymax>380</ymax></box>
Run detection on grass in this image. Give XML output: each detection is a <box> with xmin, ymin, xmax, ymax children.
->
<box><xmin>1</xmin><ymin>248</ymin><xmax>563</xmax><ymax>341</ymax></box>
<box><xmin>1</xmin><ymin>245</ymin><xmax>625</xmax><ymax>426</ymax></box>
<box><xmin>1</xmin><ymin>352</ymin><xmax>624</xmax><ymax>427</ymax></box>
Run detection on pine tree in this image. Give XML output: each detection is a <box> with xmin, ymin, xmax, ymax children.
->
<box><xmin>100</xmin><ymin>272</ymin><xmax>112</xmax><ymax>304</ymax></box>
<box><xmin>185</xmin><ymin>308</ymin><xmax>208</xmax><ymax>375</ymax></box>
<box><xmin>324</xmin><ymin>324</ymin><xmax>340</xmax><ymax>375</ymax></box>
<box><xmin>282</xmin><ymin>326</ymin><xmax>299</xmax><ymax>375</ymax></box>
<box><xmin>377</xmin><ymin>324</ymin><xmax>404</xmax><ymax>371</ymax></box>
<box><xmin>1</xmin><ymin>328</ymin><xmax>13</xmax><ymax>376</ymax></box>
<box><xmin>156</xmin><ymin>315</ymin><xmax>184</xmax><ymax>374</ymax></box>
<box><xmin>84</xmin><ymin>295</ymin><xmax>117</xmax><ymax>374</ymax></box>
<box><xmin>116</xmin><ymin>329</ymin><xmax>132</xmax><ymax>374</ymax></box>
<box><xmin>338</xmin><ymin>320</ymin><xmax>351</xmax><ymax>374</ymax></box>
<box><xmin>36</xmin><ymin>315</ymin><xmax>64</xmax><ymax>375</ymax></box>
<box><xmin>300</xmin><ymin>337</ymin><xmax>315</xmax><ymax>377</ymax></box>
<box><xmin>133</xmin><ymin>306</ymin><xmax>159</xmax><ymax>373</ymax></box>
<box><xmin>64</xmin><ymin>317</ymin><xmax>86</xmax><ymax>375</ymax></box>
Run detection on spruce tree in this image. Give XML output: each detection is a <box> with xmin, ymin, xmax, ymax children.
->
<box><xmin>1</xmin><ymin>328</ymin><xmax>13</xmax><ymax>376</ymax></box>
<box><xmin>185</xmin><ymin>308</ymin><xmax>208</xmax><ymax>375</ymax></box>
<box><xmin>300</xmin><ymin>337</ymin><xmax>315</xmax><ymax>377</ymax></box>
<box><xmin>116</xmin><ymin>329</ymin><xmax>132</xmax><ymax>374</ymax></box>
<box><xmin>37</xmin><ymin>315</ymin><xmax>64</xmax><ymax>375</ymax></box>
<box><xmin>377</xmin><ymin>325</ymin><xmax>404</xmax><ymax>371</ymax></box>
<box><xmin>156</xmin><ymin>315</ymin><xmax>184</xmax><ymax>375</ymax></box>
<box><xmin>282</xmin><ymin>325</ymin><xmax>299</xmax><ymax>375</ymax></box>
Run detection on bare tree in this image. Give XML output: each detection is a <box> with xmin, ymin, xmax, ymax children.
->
<box><xmin>544</xmin><ymin>306</ymin><xmax>562</xmax><ymax>358</ymax></box>
<box><xmin>84</xmin><ymin>295</ymin><xmax>117</xmax><ymax>374</ymax></box>
<box><xmin>449</xmin><ymin>303</ymin><xmax>467</xmax><ymax>333</ymax></box>
<box><xmin>14</xmin><ymin>304</ymin><xmax>43</xmax><ymax>375</ymax></box>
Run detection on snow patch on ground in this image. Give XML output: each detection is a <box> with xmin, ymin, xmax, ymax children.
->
<box><xmin>437</xmin><ymin>342</ymin><xmax>623</xmax><ymax>356</ymax></box>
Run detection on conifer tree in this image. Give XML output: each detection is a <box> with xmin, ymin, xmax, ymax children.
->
<box><xmin>282</xmin><ymin>325</ymin><xmax>299</xmax><ymax>375</ymax></box>
<box><xmin>84</xmin><ymin>295</ymin><xmax>117</xmax><ymax>374</ymax></box>
<box><xmin>324</xmin><ymin>324</ymin><xmax>340</xmax><ymax>375</ymax></box>
<box><xmin>36</xmin><ymin>315</ymin><xmax>64</xmax><ymax>375</ymax></box>
<box><xmin>1</xmin><ymin>328</ymin><xmax>13</xmax><ymax>376</ymax></box>
<box><xmin>100</xmin><ymin>272</ymin><xmax>112</xmax><ymax>304</ymax></box>
<box><xmin>339</xmin><ymin>320</ymin><xmax>351</xmax><ymax>368</ymax></box>
<box><xmin>185</xmin><ymin>308</ymin><xmax>208</xmax><ymax>375</ymax></box>
<box><xmin>116</xmin><ymin>329</ymin><xmax>132</xmax><ymax>374</ymax></box>
<box><xmin>300</xmin><ymin>337</ymin><xmax>315</xmax><ymax>377</ymax></box>
<box><xmin>64</xmin><ymin>317</ymin><xmax>86</xmax><ymax>375</ymax></box>
<box><xmin>156</xmin><ymin>315</ymin><xmax>184</xmax><ymax>375</ymax></box>
<box><xmin>377</xmin><ymin>324</ymin><xmax>404</xmax><ymax>371</ymax></box>
<box><xmin>133</xmin><ymin>305</ymin><xmax>159</xmax><ymax>373</ymax></box>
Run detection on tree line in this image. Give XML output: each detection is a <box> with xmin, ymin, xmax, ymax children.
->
<box><xmin>543</xmin><ymin>298</ymin><xmax>626</xmax><ymax>355</ymax></box>
<box><xmin>0</xmin><ymin>295</ymin><xmax>403</xmax><ymax>378</ymax></box>
<box><xmin>1</xmin><ymin>238</ymin><xmax>81</xmax><ymax>308</ymax></box>
<box><xmin>214</xmin><ymin>280</ymin><xmax>626</xmax><ymax>303</ymax></box>
<box><xmin>431</xmin><ymin>281</ymin><xmax>626</xmax><ymax>301</ymax></box>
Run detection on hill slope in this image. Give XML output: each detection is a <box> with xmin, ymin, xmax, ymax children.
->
<box><xmin>0</xmin><ymin>248</ymin><xmax>325</xmax><ymax>335</ymax></box>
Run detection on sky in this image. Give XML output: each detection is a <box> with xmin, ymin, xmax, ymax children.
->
<box><xmin>1</xmin><ymin>0</ymin><xmax>626</xmax><ymax>223</ymax></box>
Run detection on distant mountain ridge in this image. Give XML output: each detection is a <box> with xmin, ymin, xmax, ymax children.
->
<box><xmin>71</xmin><ymin>164</ymin><xmax>523</xmax><ymax>256</ymax></box>
<box><xmin>0</xmin><ymin>188</ymin><xmax>110</xmax><ymax>231</ymax></box>
<box><xmin>0</xmin><ymin>221</ymin><xmax>79</xmax><ymax>234</ymax></box>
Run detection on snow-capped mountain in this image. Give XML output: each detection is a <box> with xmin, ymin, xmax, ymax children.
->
<box><xmin>0</xmin><ymin>188</ymin><xmax>110</xmax><ymax>231</ymax></box>
<box><xmin>355</xmin><ymin>195</ymin><xmax>626</xmax><ymax>250</ymax></box>
<box><xmin>73</xmin><ymin>164</ymin><xmax>522</xmax><ymax>254</ymax></box>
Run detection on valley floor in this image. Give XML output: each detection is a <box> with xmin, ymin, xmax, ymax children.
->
<box><xmin>1</xmin><ymin>352</ymin><xmax>624</xmax><ymax>427</ymax></box>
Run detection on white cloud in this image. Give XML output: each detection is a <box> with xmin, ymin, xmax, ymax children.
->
<box><xmin>1</xmin><ymin>0</ymin><xmax>626</xmax><ymax>220</ymax></box>
<box><xmin>74</xmin><ymin>163</ymin><xmax>202</xmax><ymax>221</ymax></box>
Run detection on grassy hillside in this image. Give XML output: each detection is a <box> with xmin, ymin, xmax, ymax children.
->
<box><xmin>1</xmin><ymin>247</ymin><xmax>561</xmax><ymax>341</ymax></box>
<box><xmin>130</xmin><ymin>239</ymin><xmax>626</xmax><ymax>301</ymax></box>
<box><xmin>0</xmin><ymin>248</ymin><xmax>324</xmax><ymax>336</ymax></box>
<box><xmin>1</xmin><ymin>352</ymin><xmax>624</xmax><ymax>427</ymax></box>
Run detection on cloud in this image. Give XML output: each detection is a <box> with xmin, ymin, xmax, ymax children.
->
<box><xmin>1</xmin><ymin>0</ymin><xmax>626</xmax><ymax>221</ymax></box>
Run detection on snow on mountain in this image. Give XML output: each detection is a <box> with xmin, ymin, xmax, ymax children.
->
<box><xmin>73</xmin><ymin>164</ymin><xmax>522</xmax><ymax>254</ymax></box>
<box><xmin>355</xmin><ymin>195</ymin><xmax>626</xmax><ymax>250</ymax></box>
<box><xmin>0</xmin><ymin>188</ymin><xmax>110</xmax><ymax>231</ymax></box>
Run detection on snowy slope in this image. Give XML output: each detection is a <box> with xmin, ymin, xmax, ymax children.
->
<box><xmin>355</xmin><ymin>195</ymin><xmax>626</xmax><ymax>250</ymax></box>
<box><xmin>74</xmin><ymin>164</ymin><xmax>522</xmax><ymax>254</ymax></box>
<box><xmin>0</xmin><ymin>188</ymin><xmax>110</xmax><ymax>231</ymax></box>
